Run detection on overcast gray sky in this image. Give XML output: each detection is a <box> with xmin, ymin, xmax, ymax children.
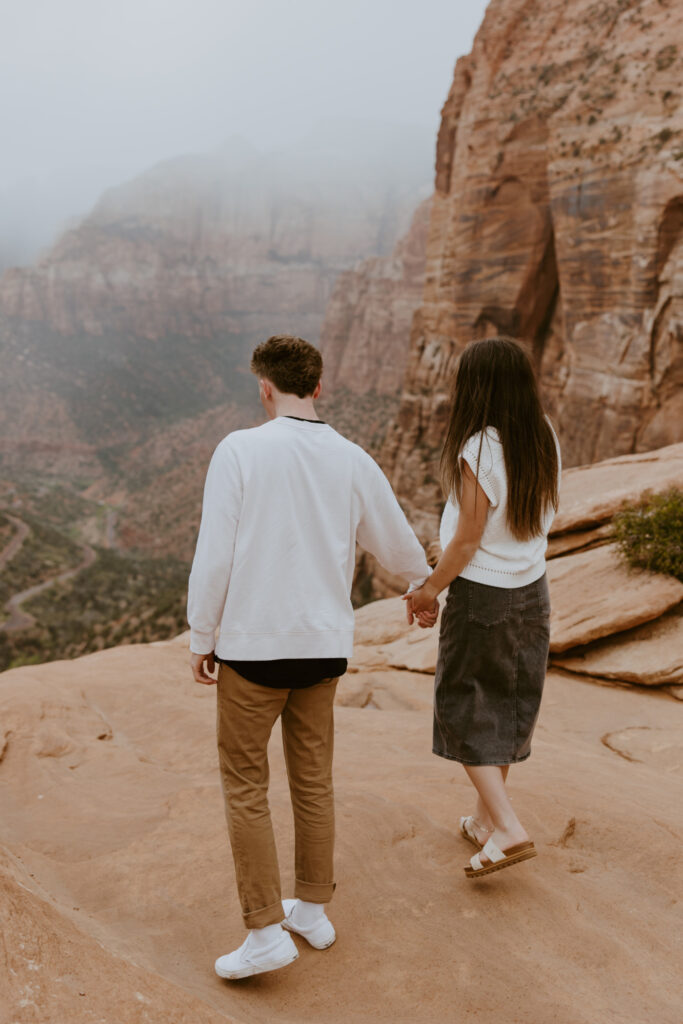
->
<box><xmin>1</xmin><ymin>0</ymin><xmax>488</xmax><ymax>260</ymax></box>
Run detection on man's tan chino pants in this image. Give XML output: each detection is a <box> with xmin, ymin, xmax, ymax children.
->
<box><xmin>216</xmin><ymin>665</ymin><xmax>338</xmax><ymax>929</ymax></box>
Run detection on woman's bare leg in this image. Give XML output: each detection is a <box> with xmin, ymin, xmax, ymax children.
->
<box><xmin>471</xmin><ymin>765</ymin><xmax>508</xmax><ymax>842</ymax></box>
<box><xmin>465</xmin><ymin>765</ymin><xmax>528</xmax><ymax>857</ymax></box>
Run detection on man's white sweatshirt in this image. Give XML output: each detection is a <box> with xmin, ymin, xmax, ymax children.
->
<box><xmin>187</xmin><ymin>416</ymin><xmax>430</xmax><ymax>659</ymax></box>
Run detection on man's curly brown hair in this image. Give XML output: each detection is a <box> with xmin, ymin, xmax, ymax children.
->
<box><xmin>250</xmin><ymin>335</ymin><xmax>323</xmax><ymax>397</ymax></box>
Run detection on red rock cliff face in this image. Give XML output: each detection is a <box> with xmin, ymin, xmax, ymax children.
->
<box><xmin>383</xmin><ymin>0</ymin><xmax>683</xmax><ymax>541</ymax></box>
<box><xmin>318</xmin><ymin>198</ymin><xmax>431</xmax><ymax>396</ymax></box>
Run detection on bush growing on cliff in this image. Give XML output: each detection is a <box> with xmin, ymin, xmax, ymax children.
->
<box><xmin>613</xmin><ymin>489</ymin><xmax>683</xmax><ymax>581</ymax></box>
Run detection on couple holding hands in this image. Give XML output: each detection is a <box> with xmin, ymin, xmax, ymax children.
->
<box><xmin>188</xmin><ymin>333</ymin><xmax>560</xmax><ymax>980</ymax></box>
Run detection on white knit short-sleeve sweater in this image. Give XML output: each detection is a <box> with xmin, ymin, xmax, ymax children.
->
<box><xmin>439</xmin><ymin>425</ymin><xmax>561</xmax><ymax>589</ymax></box>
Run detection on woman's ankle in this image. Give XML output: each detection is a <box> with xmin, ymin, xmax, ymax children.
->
<box><xmin>490</xmin><ymin>821</ymin><xmax>529</xmax><ymax>846</ymax></box>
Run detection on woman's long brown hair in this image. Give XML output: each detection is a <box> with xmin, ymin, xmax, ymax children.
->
<box><xmin>440</xmin><ymin>337</ymin><xmax>559</xmax><ymax>540</ymax></box>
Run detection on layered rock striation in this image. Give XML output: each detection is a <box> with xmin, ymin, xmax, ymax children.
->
<box><xmin>383</xmin><ymin>0</ymin><xmax>683</xmax><ymax>538</ymax></box>
<box><xmin>319</xmin><ymin>198</ymin><xmax>431</xmax><ymax>397</ymax></box>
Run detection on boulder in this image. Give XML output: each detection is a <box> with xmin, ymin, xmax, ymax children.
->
<box><xmin>552</xmin><ymin>608</ymin><xmax>683</xmax><ymax>686</ymax></box>
<box><xmin>337</xmin><ymin>668</ymin><xmax>433</xmax><ymax>712</ymax></box>
<box><xmin>548</xmin><ymin>544</ymin><xmax>683</xmax><ymax>653</ymax></box>
<box><xmin>546</xmin><ymin>524</ymin><xmax>612</xmax><ymax>559</ymax></box>
<box><xmin>551</xmin><ymin>444</ymin><xmax>683</xmax><ymax>535</ymax></box>
<box><xmin>375</xmin><ymin>628</ymin><xmax>440</xmax><ymax>675</ymax></box>
<box><xmin>353</xmin><ymin>595</ymin><xmax>412</xmax><ymax>646</ymax></box>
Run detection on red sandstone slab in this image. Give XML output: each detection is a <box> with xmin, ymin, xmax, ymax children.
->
<box><xmin>547</xmin><ymin>543</ymin><xmax>683</xmax><ymax>653</ymax></box>
<box><xmin>551</xmin><ymin>444</ymin><xmax>683</xmax><ymax>535</ymax></box>
<box><xmin>552</xmin><ymin>607</ymin><xmax>683</xmax><ymax>686</ymax></box>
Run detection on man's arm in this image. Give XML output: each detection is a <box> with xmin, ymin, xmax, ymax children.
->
<box><xmin>187</xmin><ymin>439</ymin><xmax>243</xmax><ymax>682</ymax></box>
<box><xmin>355</xmin><ymin>451</ymin><xmax>431</xmax><ymax>589</ymax></box>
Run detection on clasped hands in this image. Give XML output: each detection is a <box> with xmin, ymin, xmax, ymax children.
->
<box><xmin>403</xmin><ymin>580</ymin><xmax>440</xmax><ymax>628</ymax></box>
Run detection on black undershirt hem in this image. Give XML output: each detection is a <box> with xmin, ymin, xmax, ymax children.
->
<box><xmin>215</xmin><ymin>656</ymin><xmax>348</xmax><ymax>689</ymax></box>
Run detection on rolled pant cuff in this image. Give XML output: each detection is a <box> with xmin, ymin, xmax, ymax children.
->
<box><xmin>294</xmin><ymin>878</ymin><xmax>336</xmax><ymax>904</ymax></box>
<box><xmin>242</xmin><ymin>899</ymin><xmax>285</xmax><ymax>930</ymax></box>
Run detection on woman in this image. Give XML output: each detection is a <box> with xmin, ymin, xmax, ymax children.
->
<box><xmin>407</xmin><ymin>337</ymin><xmax>560</xmax><ymax>878</ymax></box>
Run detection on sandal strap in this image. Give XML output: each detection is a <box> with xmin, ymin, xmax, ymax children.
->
<box><xmin>461</xmin><ymin>816</ymin><xmax>476</xmax><ymax>841</ymax></box>
<box><xmin>470</xmin><ymin>839</ymin><xmax>506</xmax><ymax>871</ymax></box>
<box><xmin>482</xmin><ymin>838</ymin><xmax>505</xmax><ymax>863</ymax></box>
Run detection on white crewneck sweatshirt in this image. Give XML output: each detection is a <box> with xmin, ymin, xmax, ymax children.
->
<box><xmin>188</xmin><ymin>416</ymin><xmax>430</xmax><ymax>659</ymax></box>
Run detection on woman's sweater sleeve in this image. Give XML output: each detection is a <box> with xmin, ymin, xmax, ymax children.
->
<box><xmin>355</xmin><ymin>451</ymin><xmax>430</xmax><ymax>587</ymax></box>
<box><xmin>187</xmin><ymin>439</ymin><xmax>243</xmax><ymax>655</ymax></box>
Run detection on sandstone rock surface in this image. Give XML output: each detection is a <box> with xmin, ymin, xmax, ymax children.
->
<box><xmin>547</xmin><ymin>543</ymin><xmax>683</xmax><ymax>653</ymax></box>
<box><xmin>550</xmin><ymin>443</ymin><xmax>683</xmax><ymax>535</ymax></box>
<box><xmin>353</xmin><ymin>595</ymin><xmax>415</xmax><ymax>646</ymax></box>
<box><xmin>0</xmin><ymin>623</ymin><xmax>681</xmax><ymax>1023</ymax></box>
<box><xmin>546</xmin><ymin>523</ymin><xmax>612</xmax><ymax>559</ymax></box>
<box><xmin>383</xmin><ymin>0</ymin><xmax>683</xmax><ymax>539</ymax></box>
<box><xmin>319</xmin><ymin>199</ymin><xmax>430</xmax><ymax>397</ymax></box>
<box><xmin>553</xmin><ymin>606</ymin><xmax>683</xmax><ymax>686</ymax></box>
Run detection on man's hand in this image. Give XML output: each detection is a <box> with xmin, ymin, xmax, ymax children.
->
<box><xmin>191</xmin><ymin>651</ymin><xmax>217</xmax><ymax>685</ymax></box>
<box><xmin>416</xmin><ymin>599</ymin><xmax>439</xmax><ymax>629</ymax></box>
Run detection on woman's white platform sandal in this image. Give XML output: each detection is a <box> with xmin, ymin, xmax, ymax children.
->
<box><xmin>459</xmin><ymin>815</ymin><xmax>491</xmax><ymax>850</ymax></box>
<box><xmin>465</xmin><ymin>838</ymin><xmax>537</xmax><ymax>878</ymax></box>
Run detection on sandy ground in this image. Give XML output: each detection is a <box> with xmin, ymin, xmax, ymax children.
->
<box><xmin>1</xmin><ymin>637</ymin><xmax>682</xmax><ymax>1024</ymax></box>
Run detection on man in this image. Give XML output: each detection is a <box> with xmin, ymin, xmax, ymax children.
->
<box><xmin>188</xmin><ymin>334</ymin><xmax>435</xmax><ymax>980</ymax></box>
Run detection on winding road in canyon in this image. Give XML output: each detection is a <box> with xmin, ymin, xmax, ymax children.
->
<box><xmin>0</xmin><ymin>516</ymin><xmax>96</xmax><ymax>633</ymax></box>
<box><xmin>0</xmin><ymin>514</ymin><xmax>30</xmax><ymax>570</ymax></box>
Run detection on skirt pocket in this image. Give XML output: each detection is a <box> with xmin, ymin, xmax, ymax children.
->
<box><xmin>466</xmin><ymin>580</ymin><xmax>512</xmax><ymax>627</ymax></box>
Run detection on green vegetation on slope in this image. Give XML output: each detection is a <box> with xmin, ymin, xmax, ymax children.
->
<box><xmin>613</xmin><ymin>488</ymin><xmax>683</xmax><ymax>581</ymax></box>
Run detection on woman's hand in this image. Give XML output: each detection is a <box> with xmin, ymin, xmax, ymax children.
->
<box><xmin>404</xmin><ymin>581</ymin><xmax>439</xmax><ymax>625</ymax></box>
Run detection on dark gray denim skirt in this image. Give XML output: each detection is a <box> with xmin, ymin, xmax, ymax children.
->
<box><xmin>433</xmin><ymin>574</ymin><xmax>551</xmax><ymax>766</ymax></box>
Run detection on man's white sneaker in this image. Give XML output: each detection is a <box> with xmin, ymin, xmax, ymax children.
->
<box><xmin>281</xmin><ymin>899</ymin><xmax>336</xmax><ymax>949</ymax></box>
<box><xmin>214</xmin><ymin>928</ymin><xmax>298</xmax><ymax>980</ymax></box>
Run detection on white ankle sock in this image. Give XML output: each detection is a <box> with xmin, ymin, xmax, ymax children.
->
<box><xmin>292</xmin><ymin>899</ymin><xmax>326</xmax><ymax>926</ymax></box>
<box><xmin>248</xmin><ymin>923</ymin><xmax>284</xmax><ymax>949</ymax></box>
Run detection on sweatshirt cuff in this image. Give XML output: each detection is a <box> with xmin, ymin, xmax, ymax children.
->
<box><xmin>190</xmin><ymin>628</ymin><xmax>217</xmax><ymax>655</ymax></box>
<box><xmin>405</xmin><ymin>570</ymin><xmax>432</xmax><ymax>594</ymax></box>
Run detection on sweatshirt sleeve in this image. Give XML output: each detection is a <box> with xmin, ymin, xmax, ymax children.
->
<box><xmin>187</xmin><ymin>439</ymin><xmax>243</xmax><ymax>655</ymax></box>
<box><xmin>355</xmin><ymin>451</ymin><xmax>430</xmax><ymax>588</ymax></box>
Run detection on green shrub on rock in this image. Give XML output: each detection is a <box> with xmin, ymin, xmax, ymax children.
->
<box><xmin>613</xmin><ymin>488</ymin><xmax>683</xmax><ymax>581</ymax></box>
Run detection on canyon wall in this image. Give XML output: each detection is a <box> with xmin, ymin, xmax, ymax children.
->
<box><xmin>319</xmin><ymin>198</ymin><xmax>431</xmax><ymax>396</ymax></box>
<box><xmin>383</xmin><ymin>0</ymin><xmax>683</xmax><ymax>542</ymax></box>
